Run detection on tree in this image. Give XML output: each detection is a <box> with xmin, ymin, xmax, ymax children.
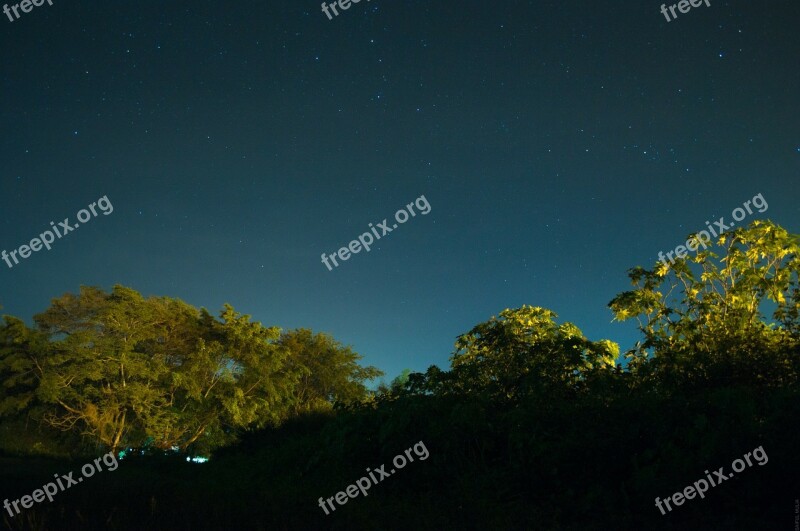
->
<box><xmin>0</xmin><ymin>285</ymin><xmax>303</xmax><ymax>454</ymax></box>
<box><xmin>439</xmin><ymin>306</ymin><xmax>618</xmax><ymax>400</ymax></box>
<box><xmin>609</xmin><ymin>220</ymin><xmax>800</xmax><ymax>388</ymax></box>
<box><xmin>138</xmin><ymin>303</ymin><xmax>302</xmax><ymax>453</ymax></box>
<box><xmin>0</xmin><ymin>315</ymin><xmax>48</xmax><ymax>418</ymax></box>
<box><xmin>277</xmin><ymin>328</ymin><xmax>383</xmax><ymax>413</ymax></box>
<box><xmin>29</xmin><ymin>285</ymin><xmax>168</xmax><ymax>452</ymax></box>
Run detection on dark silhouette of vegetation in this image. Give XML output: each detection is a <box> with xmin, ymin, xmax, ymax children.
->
<box><xmin>1</xmin><ymin>220</ymin><xmax>798</xmax><ymax>530</ymax></box>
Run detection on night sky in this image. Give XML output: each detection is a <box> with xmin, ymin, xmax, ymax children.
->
<box><xmin>1</xmin><ymin>0</ymin><xmax>798</xmax><ymax>382</ymax></box>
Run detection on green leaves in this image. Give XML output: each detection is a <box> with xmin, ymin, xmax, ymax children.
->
<box><xmin>608</xmin><ymin>220</ymin><xmax>800</xmax><ymax>389</ymax></box>
<box><xmin>277</xmin><ymin>328</ymin><xmax>383</xmax><ymax>414</ymax></box>
<box><xmin>0</xmin><ymin>286</ymin><xmax>380</xmax><ymax>455</ymax></box>
<box><xmin>447</xmin><ymin>305</ymin><xmax>620</xmax><ymax>400</ymax></box>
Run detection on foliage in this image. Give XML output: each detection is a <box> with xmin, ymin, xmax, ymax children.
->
<box><xmin>0</xmin><ymin>220</ymin><xmax>798</xmax><ymax>530</ymax></box>
<box><xmin>277</xmin><ymin>328</ymin><xmax>383</xmax><ymax>414</ymax></box>
<box><xmin>609</xmin><ymin>220</ymin><xmax>800</xmax><ymax>390</ymax></box>
<box><xmin>448</xmin><ymin>305</ymin><xmax>618</xmax><ymax>399</ymax></box>
<box><xmin>0</xmin><ymin>287</ymin><xmax>379</xmax><ymax>455</ymax></box>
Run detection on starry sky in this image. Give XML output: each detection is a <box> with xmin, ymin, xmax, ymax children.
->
<box><xmin>1</xmin><ymin>0</ymin><xmax>798</xmax><ymax>382</ymax></box>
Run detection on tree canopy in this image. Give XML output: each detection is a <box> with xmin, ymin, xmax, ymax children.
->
<box><xmin>0</xmin><ymin>220</ymin><xmax>798</xmax><ymax>530</ymax></box>
<box><xmin>0</xmin><ymin>286</ymin><xmax>381</xmax><ymax>455</ymax></box>
<box><xmin>609</xmin><ymin>220</ymin><xmax>800</xmax><ymax>390</ymax></box>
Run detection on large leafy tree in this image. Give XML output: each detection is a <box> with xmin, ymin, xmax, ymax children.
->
<box><xmin>405</xmin><ymin>306</ymin><xmax>618</xmax><ymax>401</ymax></box>
<box><xmin>0</xmin><ymin>286</ymin><xmax>303</xmax><ymax>453</ymax></box>
<box><xmin>277</xmin><ymin>328</ymin><xmax>383</xmax><ymax>413</ymax></box>
<box><xmin>609</xmin><ymin>220</ymin><xmax>800</xmax><ymax>388</ymax></box>
<box><xmin>454</xmin><ymin>306</ymin><xmax>618</xmax><ymax>399</ymax></box>
<box><xmin>29</xmin><ymin>285</ymin><xmax>168</xmax><ymax>452</ymax></box>
<box><xmin>138</xmin><ymin>303</ymin><xmax>302</xmax><ymax>453</ymax></box>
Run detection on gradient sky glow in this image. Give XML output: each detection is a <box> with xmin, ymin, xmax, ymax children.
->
<box><xmin>1</xmin><ymin>0</ymin><xmax>798</xmax><ymax>382</ymax></box>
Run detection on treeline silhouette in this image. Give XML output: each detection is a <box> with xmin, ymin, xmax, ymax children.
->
<box><xmin>1</xmin><ymin>220</ymin><xmax>799</xmax><ymax>530</ymax></box>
